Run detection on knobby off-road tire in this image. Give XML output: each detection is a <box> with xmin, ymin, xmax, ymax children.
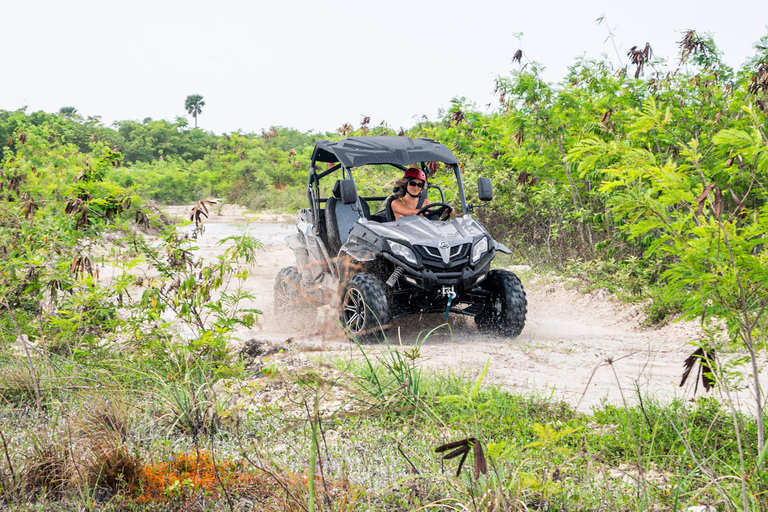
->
<box><xmin>339</xmin><ymin>273</ymin><xmax>390</xmax><ymax>343</ymax></box>
<box><xmin>273</xmin><ymin>266</ymin><xmax>301</xmax><ymax>315</ymax></box>
<box><xmin>474</xmin><ymin>269</ymin><xmax>527</xmax><ymax>338</ymax></box>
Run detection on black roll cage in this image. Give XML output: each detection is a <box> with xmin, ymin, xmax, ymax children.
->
<box><xmin>306</xmin><ymin>159</ymin><xmax>468</xmax><ymax>224</ymax></box>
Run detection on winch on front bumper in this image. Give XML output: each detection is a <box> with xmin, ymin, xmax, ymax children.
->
<box><xmin>379</xmin><ymin>245</ymin><xmax>496</xmax><ymax>319</ymax></box>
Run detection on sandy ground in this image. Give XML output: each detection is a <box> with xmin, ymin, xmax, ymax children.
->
<box><xmin>165</xmin><ymin>203</ymin><xmax>754</xmax><ymax>413</ymax></box>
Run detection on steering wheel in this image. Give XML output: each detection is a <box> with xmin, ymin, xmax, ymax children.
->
<box><xmin>416</xmin><ymin>203</ymin><xmax>453</xmax><ymax>221</ymax></box>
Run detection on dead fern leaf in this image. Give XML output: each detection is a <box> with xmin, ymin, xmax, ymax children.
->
<box><xmin>680</xmin><ymin>347</ymin><xmax>716</xmax><ymax>393</ymax></box>
<box><xmin>435</xmin><ymin>437</ymin><xmax>488</xmax><ymax>478</ymax></box>
<box><xmin>190</xmin><ymin>200</ymin><xmax>217</xmax><ymax>228</ymax></box>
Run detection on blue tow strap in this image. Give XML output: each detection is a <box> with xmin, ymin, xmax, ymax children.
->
<box><xmin>444</xmin><ymin>291</ymin><xmax>457</xmax><ymax>319</ymax></box>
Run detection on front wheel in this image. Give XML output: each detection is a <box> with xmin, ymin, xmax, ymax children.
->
<box><xmin>339</xmin><ymin>273</ymin><xmax>390</xmax><ymax>343</ymax></box>
<box><xmin>474</xmin><ymin>269</ymin><xmax>527</xmax><ymax>338</ymax></box>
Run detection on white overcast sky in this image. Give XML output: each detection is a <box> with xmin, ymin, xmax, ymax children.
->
<box><xmin>2</xmin><ymin>0</ymin><xmax>767</xmax><ymax>135</ymax></box>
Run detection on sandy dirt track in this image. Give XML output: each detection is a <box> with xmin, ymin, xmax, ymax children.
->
<box><xmin>165</xmin><ymin>204</ymin><xmax>747</xmax><ymax>413</ymax></box>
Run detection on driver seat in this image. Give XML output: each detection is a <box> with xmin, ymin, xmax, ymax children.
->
<box><xmin>384</xmin><ymin>195</ymin><xmax>397</xmax><ymax>222</ymax></box>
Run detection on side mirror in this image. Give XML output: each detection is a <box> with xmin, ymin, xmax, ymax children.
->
<box><xmin>338</xmin><ymin>179</ymin><xmax>358</xmax><ymax>205</ymax></box>
<box><xmin>477</xmin><ymin>177</ymin><xmax>493</xmax><ymax>201</ymax></box>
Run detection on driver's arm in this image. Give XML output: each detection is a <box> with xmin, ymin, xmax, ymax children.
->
<box><xmin>391</xmin><ymin>198</ymin><xmax>431</xmax><ymax>220</ymax></box>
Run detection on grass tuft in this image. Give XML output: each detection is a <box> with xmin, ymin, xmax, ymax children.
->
<box><xmin>22</xmin><ymin>441</ymin><xmax>70</xmax><ymax>499</ymax></box>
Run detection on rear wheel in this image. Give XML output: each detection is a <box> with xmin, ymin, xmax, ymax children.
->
<box><xmin>274</xmin><ymin>266</ymin><xmax>301</xmax><ymax>315</ymax></box>
<box><xmin>475</xmin><ymin>269</ymin><xmax>527</xmax><ymax>338</ymax></box>
<box><xmin>339</xmin><ymin>273</ymin><xmax>390</xmax><ymax>343</ymax></box>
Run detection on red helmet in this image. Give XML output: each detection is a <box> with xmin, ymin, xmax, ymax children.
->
<box><xmin>403</xmin><ymin>168</ymin><xmax>426</xmax><ymax>182</ymax></box>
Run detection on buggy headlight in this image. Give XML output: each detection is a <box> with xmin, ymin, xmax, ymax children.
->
<box><xmin>471</xmin><ymin>237</ymin><xmax>489</xmax><ymax>264</ymax></box>
<box><xmin>387</xmin><ymin>241</ymin><xmax>418</xmax><ymax>266</ymax></box>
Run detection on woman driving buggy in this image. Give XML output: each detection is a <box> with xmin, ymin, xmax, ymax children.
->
<box><xmin>390</xmin><ymin>168</ymin><xmax>453</xmax><ymax>220</ymax></box>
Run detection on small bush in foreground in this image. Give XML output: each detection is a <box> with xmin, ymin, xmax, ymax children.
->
<box><xmin>133</xmin><ymin>451</ymin><xmax>269</xmax><ymax>507</ymax></box>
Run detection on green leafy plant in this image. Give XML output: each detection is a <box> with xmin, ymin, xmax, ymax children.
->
<box><xmin>351</xmin><ymin>325</ymin><xmax>447</xmax><ymax>404</ymax></box>
<box><xmin>124</xmin><ymin>223</ymin><xmax>262</xmax><ymax>365</ymax></box>
<box><xmin>570</xmin><ymin>98</ymin><xmax>768</xmax><ymax>508</ymax></box>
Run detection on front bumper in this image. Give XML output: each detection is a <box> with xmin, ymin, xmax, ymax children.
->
<box><xmin>381</xmin><ymin>249</ymin><xmax>495</xmax><ymax>318</ymax></box>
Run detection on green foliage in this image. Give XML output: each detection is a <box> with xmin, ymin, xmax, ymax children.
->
<box><xmin>0</xmin><ymin>124</ymin><xmax>261</xmax><ymax>395</ymax></box>
<box><xmin>351</xmin><ymin>327</ymin><xmax>432</xmax><ymax>404</ymax></box>
<box><xmin>109</xmin><ymin>158</ymin><xmax>204</xmax><ymax>204</ymax></box>
<box><xmin>105</xmin><ymin>126</ymin><xmax>320</xmax><ymax>206</ymax></box>
<box><xmin>0</xmin><ymin>108</ymin><xmax>121</xmax><ymax>163</ymax></box>
<box><xmin>120</xmin><ymin>224</ymin><xmax>262</xmax><ymax>367</ymax></box>
<box><xmin>0</xmin><ymin>110</ymin><xmax>324</xmax><ymax>207</ymax></box>
<box><xmin>192</xmin><ymin>129</ymin><xmax>315</xmax><ymax>209</ymax></box>
<box><xmin>113</xmin><ymin>117</ymin><xmax>217</xmax><ymax>164</ymax></box>
<box><xmin>331</xmin><ymin>349</ymin><xmax>765</xmax><ymax>509</ymax></box>
<box><xmin>566</xmin><ymin>72</ymin><xmax>768</xmax><ymax>498</ymax></box>
<box><xmin>584</xmin><ymin>99</ymin><xmax>768</xmax><ymax>335</ymax></box>
<box><xmin>0</xmin><ymin>127</ymin><xmax>140</xmax><ymax>350</ymax></box>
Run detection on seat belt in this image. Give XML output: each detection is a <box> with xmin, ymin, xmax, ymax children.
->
<box><xmin>416</xmin><ymin>183</ymin><xmax>427</xmax><ymax>210</ymax></box>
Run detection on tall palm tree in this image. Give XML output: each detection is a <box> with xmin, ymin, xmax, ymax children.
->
<box><xmin>184</xmin><ymin>94</ymin><xmax>205</xmax><ymax>128</ymax></box>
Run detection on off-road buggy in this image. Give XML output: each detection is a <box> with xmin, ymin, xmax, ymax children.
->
<box><xmin>275</xmin><ymin>136</ymin><xmax>526</xmax><ymax>341</ymax></box>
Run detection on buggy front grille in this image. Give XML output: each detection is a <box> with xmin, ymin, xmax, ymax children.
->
<box><xmin>414</xmin><ymin>244</ymin><xmax>470</xmax><ymax>270</ymax></box>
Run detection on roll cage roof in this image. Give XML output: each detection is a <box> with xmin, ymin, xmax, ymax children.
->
<box><xmin>311</xmin><ymin>136</ymin><xmax>459</xmax><ymax>169</ymax></box>
<box><xmin>307</xmin><ymin>135</ymin><xmax>467</xmax><ymax>219</ymax></box>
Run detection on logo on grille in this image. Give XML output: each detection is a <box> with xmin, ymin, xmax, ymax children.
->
<box><xmin>439</xmin><ymin>241</ymin><xmax>449</xmax><ymax>249</ymax></box>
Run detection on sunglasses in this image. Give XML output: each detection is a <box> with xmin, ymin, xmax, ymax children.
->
<box><xmin>407</xmin><ymin>180</ymin><xmax>425</xmax><ymax>189</ymax></box>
